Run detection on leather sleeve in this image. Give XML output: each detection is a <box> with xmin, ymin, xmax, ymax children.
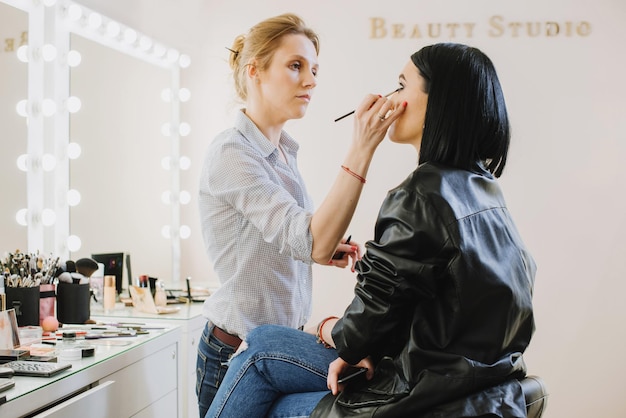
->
<box><xmin>332</xmin><ymin>186</ymin><xmax>457</xmax><ymax>364</ymax></box>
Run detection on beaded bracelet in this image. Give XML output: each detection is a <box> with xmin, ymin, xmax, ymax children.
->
<box><xmin>316</xmin><ymin>316</ymin><xmax>339</xmax><ymax>348</ymax></box>
<box><xmin>341</xmin><ymin>165</ymin><xmax>366</xmax><ymax>184</ymax></box>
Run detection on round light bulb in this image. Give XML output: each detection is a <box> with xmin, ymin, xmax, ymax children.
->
<box><xmin>66</xmin><ymin>96</ymin><xmax>82</xmax><ymax>113</ymax></box>
<box><xmin>139</xmin><ymin>36</ymin><xmax>152</xmax><ymax>51</ymax></box>
<box><xmin>67</xmin><ymin>50</ymin><xmax>82</xmax><ymax>67</ymax></box>
<box><xmin>179</xmin><ymin>54</ymin><xmax>191</xmax><ymax>69</ymax></box>
<box><xmin>41</xmin><ymin>208</ymin><xmax>56</xmax><ymax>226</ymax></box>
<box><xmin>178</xmin><ymin>88</ymin><xmax>191</xmax><ymax>102</ymax></box>
<box><xmin>41</xmin><ymin>44</ymin><xmax>57</xmax><ymax>62</ymax></box>
<box><xmin>123</xmin><ymin>28</ymin><xmax>137</xmax><ymax>44</ymax></box>
<box><xmin>67</xmin><ymin>142</ymin><xmax>82</xmax><ymax>159</ymax></box>
<box><xmin>166</xmin><ymin>49</ymin><xmax>180</xmax><ymax>63</ymax></box>
<box><xmin>161</xmin><ymin>191</ymin><xmax>172</xmax><ymax>205</ymax></box>
<box><xmin>106</xmin><ymin>21</ymin><xmax>121</xmax><ymax>38</ymax></box>
<box><xmin>67</xmin><ymin>235</ymin><xmax>82</xmax><ymax>252</ymax></box>
<box><xmin>161</xmin><ymin>225</ymin><xmax>171</xmax><ymax>239</ymax></box>
<box><xmin>41</xmin><ymin>99</ymin><xmax>57</xmax><ymax>117</ymax></box>
<box><xmin>16</xmin><ymin>99</ymin><xmax>28</xmax><ymax>117</ymax></box>
<box><xmin>179</xmin><ymin>190</ymin><xmax>191</xmax><ymax>205</ymax></box>
<box><xmin>67</xmin><ymin>189</ymin><xmax>81</xmax><ymax>206</ymax></box>
<box><xmin>153</xmin><ymin>44</ymin><xmax>166</xmax><ymax>58</ymax></box>
<box><xmin>180</xmin><ymin>225</ymin><xmax>191</xmax><ymax>239</ymax></box>
<box><xmin>66</xmin><ymin>4</ymin><xmax>82</xmax><ymax>21</ymax></box>
<box><xmin>16</xmin><ymin>209</ymin><xmax>28</xmax><ymax>226</ymax></box>
<box><xmin>16</xmin><ymin>154</ymin><xmax>28</xmax><ymax>171</ymax></box>
<box><xmin>161</xmin><ymin>156</ymin><xmax>171</xmax><ymax>170</ymax></box>
<box><xmin>17</xmin><ymin>45</ymin><xmax>28</xmax><ymax>63</ymax></box>
<box><xmin>88</xmin><ymin>13</ymin><xmax>102</xmax><ymax>29</ymax></box>
<box><xmin>179</xmin><ymin>122</ymin><xmax>191</xmax><ymax>137</ymax></box>
<box><xmin>179</xmin><ymin>156</ymin><xmax>191</xmax><ymax>170</ymax></box>
<box><xmin>41</xmin><ymin>154</ymin><xmax>56</xmax><ymax>171</ymax></box>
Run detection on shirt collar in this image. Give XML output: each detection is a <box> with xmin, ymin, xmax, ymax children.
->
<box><xmin>234</xmin><ymin>109</ymin><xmax>300</xmax><ymax>159</ymax></box>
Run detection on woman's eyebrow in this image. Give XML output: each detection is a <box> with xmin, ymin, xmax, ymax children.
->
<box><xmin>399</xmin><ymin>74</ymin><xmax>406</xmax><ymax>81</ymax></box>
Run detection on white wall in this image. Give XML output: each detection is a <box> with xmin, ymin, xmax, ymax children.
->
<box><xmin>4</xmin><ymin>0</ymin><xmax>626</xmax><ymax>416</ymax></box>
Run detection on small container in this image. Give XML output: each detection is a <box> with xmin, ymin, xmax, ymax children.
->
<box><xmin>103</xmin><ymin>275</ymin><xmax>116</xmax><ymax>313</ymax></box>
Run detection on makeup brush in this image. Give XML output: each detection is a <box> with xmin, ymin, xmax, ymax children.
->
<box><xmin>334</xmin><ymin>88</ymin><xmax>400</xmax><ymax>122</ymax></box>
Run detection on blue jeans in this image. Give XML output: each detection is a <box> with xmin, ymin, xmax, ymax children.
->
<box><xmin>196</xmin><ymin>322</ymin><xmax>238</xmax><ymax>418</ymax></box>
<box><xmin>205</xmin><ymin>324</ymin><xmax>338</xmax><ymax>418</ymax></box>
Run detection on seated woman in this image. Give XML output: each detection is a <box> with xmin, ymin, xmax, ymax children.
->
<box><xmin>205</xmin><ymin>42</ymin><xmax>536</xmax><ymax>418</ymax></box>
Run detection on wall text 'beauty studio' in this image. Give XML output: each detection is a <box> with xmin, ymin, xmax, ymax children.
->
<box><xmin>370</xmin><ymin>15</ymin><xmax>592</xmax><ymax>39</ymax></box>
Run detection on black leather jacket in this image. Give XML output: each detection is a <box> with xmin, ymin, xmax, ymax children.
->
<box><xmin>312</xmin><ymin>162</ymin><xmax>536</xmax><ymax>418</ymax></box>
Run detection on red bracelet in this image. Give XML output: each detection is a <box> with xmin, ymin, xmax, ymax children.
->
<box><xmin>341</xmin><ymin>165</ymin><xmax>366</xmax><ymax>184</ymax></box>
<box><xmin>316</xmin><ymin>316</ymin><xmax>339</xmax><ymax>348</ymax></box>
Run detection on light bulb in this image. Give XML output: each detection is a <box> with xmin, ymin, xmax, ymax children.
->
<box><xmin>123</xmin><ymin>28</ymin><xmax>137</xmax><ymax>44</ymax></box>
<box><xmin>106</xmin><ymin>21</ymin><xmax>121</xmax><ymax>38</ymax></box>
<box><xmin>67</xmin><ymin>50</ymin><xmax>81</xmax><ymax>67</ymax></box>
<box><xmin>179</xmin><ymin>156</ymin><xmax>191</xmax><ymax>170</ymax></box>
<box><xmin>66</xmin><ymin>96</ymin><xmax>82</xmax><ymax>113</ymax></box>
<box><xmin>180</xmin><ymin>225</ymin><xmax>191</xmax><ymax>239</ymax></box>
<box><xmin>161</xmin><ymin>225</ymin><xmax>171</xmax><ymax>239</ymax></box>
<box><xmin>16</xmin><ymin>154</ymin><xmax>28</xmax><ymax>171</ymax></box>
<box><xmin>41</xmin><ymin>44</ymin><xmax>57</xmax><ymax>62</ymax></box>
<box><xmin>88</xmin><ymin>13</ymin><xmax>102</xmax><ymax>29</ymax></box>
<box><xmin>153</xmin><ymin>44</ymin><xmax>166</xmax><ymax>58</ymax></box>
<box><xmin>179</xmin><ymin>122</ymin><xmax>191</xmax><ymax>137</ymax></box>
<box><xmin>66</xmin><ymin>4</ymin><xmax>82</xmax><ymax>21</ymax></box>
<box><xmin>166</xmin><ymin>49</ymin><xmax>180</xmax><ymax>63</ymax></box>
<box><xmin>161</xmin><ymin>156</ymin><xmax>171</xmax><ymax>170</ymax></box>
<box><xmin>16</xmin><ymin>99</ymin><xmax>28</xmax><ymax>117</ymax></box>
<box><xmin>41</xmin><ymin>208</ymin><xmax>56</xmax><ymax>226</ymax></box>
<box><xmin>41</xmin><ymin>99</ymin><xmax>57</xmax><ymax>117</ymax></box>
<box><xmin>67</xmin><ymin>235</ymin><xmax>82</xmax><ymax>252</ymax></box>
<box><xmin>179</xmin><ymin>190</ymin><xmax>191</xmax><ymax>205</ymax></box>
<box><xmin>67</xmin><ymin>189</ymin><xmax>81</xmax><ymax>206</ymax></box>
<box><xmin>17</xmin><ymin>45</ymin><xmax>28</xmax><ymax>63</ymax></box>
<box><xmin>178</xmin><ymin>88</ymin><xmax>191</xmax><ymax>102</ymax></box>
<box><xmin>67</xmin><ymin>142</ymin><xmax>82</xmax><ymax>159</ymax></box>
<box><xmin>139</xmin><ymin>36</ymin><xmax>152</xmax><ymax>51</ymax></box>
<box><xmin>41</xmin><ymin>154</ymin><xmax>56</xmax><ymax>171</ymax></box>
<box><xmin>16</xmin><ymin>209</ymin><xmax>28</xmax><ymax>226</ymax></box>
<box><xmin>179</xmin><ymin>54</ymin><xmax>191</xmax><ymax>69</ymax></box>
<box><xmin>161</xmin><ymin>191</ymin><xmax>172</xmax><ymax>204</ymax></box>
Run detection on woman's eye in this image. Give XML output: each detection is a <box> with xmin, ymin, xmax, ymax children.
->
<box><xmin>397</xmin><ymin>83</ymin><xmax>405</xmax><ymax>91</ymax></box>
<box><xmin>290</xmin><ymin>62</ymin><xmax>302</xmax><ymax>71</ymax></box>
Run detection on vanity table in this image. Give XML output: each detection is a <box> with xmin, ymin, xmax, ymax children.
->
<box><xmin>93</xmin><ymin>302</ymin><xmax>206</xmax><ymax>418</ymax></box>
<box><xmin>0</xmin><ymin>326</ymin><xmax>181</xmax><ymax>418</ymax></box>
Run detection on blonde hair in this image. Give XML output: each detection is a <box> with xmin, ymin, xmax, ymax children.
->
<box><xmin>228</xmin><ymin>13</ymin><xmax>320</xmax><ymax>101</ymax></box>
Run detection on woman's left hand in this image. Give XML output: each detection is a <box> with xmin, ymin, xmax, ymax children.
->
<box><xmin>327</xmin><ymin>356</ymin><xmax>374</xmax><ymax>395</ymax></box>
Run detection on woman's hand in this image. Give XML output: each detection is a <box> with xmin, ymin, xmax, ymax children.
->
<box><xmin>327</xmin><ymin>356</ymin><xmax>375</xmax><ymax>395</ymax></box>
<box><xmin>329</xmin><ymin>238</ymin><xmax>361</xmax><ymax>271</ymax></box>
<box><xmin>351</xmin><ymin>94</ymin><xmax>406</xmax><ymax>155</ymax></box>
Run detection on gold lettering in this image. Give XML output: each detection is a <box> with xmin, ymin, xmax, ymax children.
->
<box><xmin>428</xmin><ymin>23</ymin><xmax>441</xmax><ymax>38</ymax></box>
<box><xmin>410</xmin><ymin>24</ymin><xmax>422</xmax><ymax>38</ymax></box>
<box><xmin>392</xmin><ymin>24</ymin><xmax>405</xmax><ymax>38</ymax></box>
<box><xmin>464</xmin><ymin>23</ymin><xmax>476</xmax><ymax>38</ymax></box>
<box><xmin>577</xmin><ymin>21</ymin><xmax>592</xmax><ymax>36</ymax></box>
<box><xmin>446</xmin><ymin>23</ymin><xmax>460</xmax><ymax>38</ymax></box>
<box><xmin>488</xmin><ymin>15</ymin><xmax>505</xmax><ymax>37</ymax></box>
<box><xmin>527</xmin><ymin>22</ymin><xmax>541</xmax><ymax>37</ymax></box>
<box><xmin>20</xmin><ymin>31</ymin><xmax>28</xmax><ymax>46</ymax></box>
<box><xmin>508</xmin><ymin>22</ymin><xmax>523</xmax><ymax>37</ymax></box>
<box><xmin>546</xmin><ymin>22</ymin><xmax>560</xmax><ymax>37</ymax></box>
<box><xmin>370</xmin><ymin>17</ymin><xmax>387</xmax><ymax>39</ymax></box>
<box><xmin>4</xmin><ymin>38</ymin><xmax>14</xmax><ymax>52</ymax></box>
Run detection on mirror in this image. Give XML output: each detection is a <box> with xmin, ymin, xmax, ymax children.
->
<box><xmin>0</xmin><ymin>1</ymin><xmax>28</xmax><ymax>254</ymax></box>
<box><xmin>69</xmin><ymin>33</ymin><xmax>173</xmax><ymax>283</ymax></box>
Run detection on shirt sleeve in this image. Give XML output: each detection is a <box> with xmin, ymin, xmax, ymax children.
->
<box><xmin>332</xmin><ymin>187</ymin><xmax>455</xmax><ymax>364</ymax></box>
<box><xmin>201</xmin><ymin>137</ymin><xmax>313</xmax><ymax>262</ymax></box>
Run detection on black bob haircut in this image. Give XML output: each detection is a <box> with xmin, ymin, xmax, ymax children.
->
<box><xmin>411</xmin><ymin>43</ymin><xmax>510</xmax><ymax>178</ymax></box>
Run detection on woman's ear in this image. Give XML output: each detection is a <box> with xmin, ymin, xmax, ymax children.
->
<box><xmin>246</xmin><ymin>60</ymin><xmax>259</xmax><ymax>81</ymax></box>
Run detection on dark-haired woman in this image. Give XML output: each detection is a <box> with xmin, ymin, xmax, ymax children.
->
<box><xmin>205</xmin><ymin>42</ymin><xmax>536</xmax><ymax>418</ymax></box>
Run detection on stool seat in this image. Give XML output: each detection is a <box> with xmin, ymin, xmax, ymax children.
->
<box><xmin>520</xmin><ymin>375</ymin><xmax>548</xmax><ymax>418</ymax></box>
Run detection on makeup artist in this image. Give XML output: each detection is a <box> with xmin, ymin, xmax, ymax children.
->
<box><xmin>196</xmin><ymin>13</ymin><xmax>405</xmax><ymax>417</ymax></box>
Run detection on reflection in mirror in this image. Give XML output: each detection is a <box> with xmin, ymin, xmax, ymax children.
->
<box><xmin>69</xmin><ymin>33</ymin><xmax>172</xmax><ymax>283</ymax></box>
<box><xmin>0</xmin><ymin>1</ymin><xmax>28</xmax><ymax>253</ymax></box>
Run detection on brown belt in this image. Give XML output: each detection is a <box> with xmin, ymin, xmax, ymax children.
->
<box><xmin>212</xmin><ymin>325</ymin><xmax>242</xmax><ymax>349</ymax></box>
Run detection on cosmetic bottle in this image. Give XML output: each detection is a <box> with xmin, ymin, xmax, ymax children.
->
<box><xmin>103</xmin><ymin>275</ymin><xmax>116</xmax><ymax>313</ymax></box>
